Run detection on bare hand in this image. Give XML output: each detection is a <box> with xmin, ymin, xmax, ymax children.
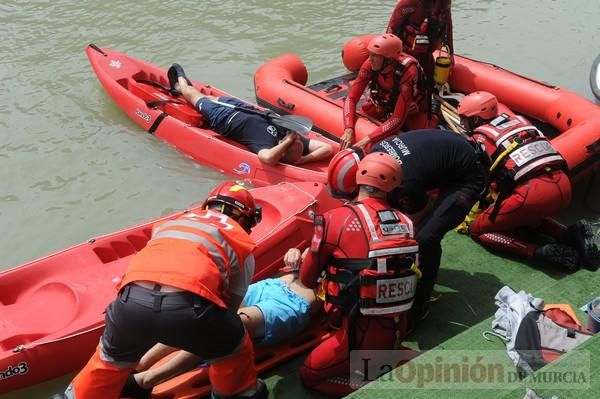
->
<box><xmin>285</xmin><ymin>131</ymin><xmax>298</xmax><ymax>142</ymax></box>
<box><xmin>339</xmin><ymin>128</ymin><xmax>355</xmax><ymax>150</ymax></box>
<box><xmin>283</xmin><ymin>248</ymin><xmax>303</xmax><ymax>271</ymax></box>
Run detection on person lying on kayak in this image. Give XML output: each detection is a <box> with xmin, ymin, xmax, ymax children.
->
<box><xmin>120</xmin><ymin>265</ymin><xmax>321</xmax><ymax>399</ymax></box>
<box><xmin>170</xmin><ymin>64</ymin><xmax>332</xmax><ymax>166</ymax></box>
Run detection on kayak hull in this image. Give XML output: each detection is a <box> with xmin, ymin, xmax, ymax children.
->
<box><xmin>86</xmin><ymin>45</ymin><xmax>338</xmax><ymax>187</ymax></box>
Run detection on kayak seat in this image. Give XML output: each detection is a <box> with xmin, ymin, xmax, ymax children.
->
<box><xmin>0</xmin><ymin>282</ymin><xmax>79</xmax><ymax>351</ymax></box>
<box><xmin>129</xmin><ymin>75</ymin><xmax>204</xmax><ymax>127</ymax></box>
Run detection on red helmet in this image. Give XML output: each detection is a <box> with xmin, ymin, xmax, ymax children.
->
<box><xmin>356</xmin><ymin>152</ymin><xmax>402</xmax><ymax>193</ymax></box>
<box><xmin>327</xmin><ymin>147</ymin><xmax>365</xmax><ymax>198</ymax></box>
<box><xmin>367</xmin><ymin>34</ymin><xmax>403</xmax><ymax>59</ymax></box>
<box><xmin>457</xmin><ymin>91</ymin><xmax>499</xmax><ymax>120</ymax></box>
<box><xmin>341</xmin><ymin>34</ymin><xmax>377</xmax><ymax>72</ymax></box>
<box><xmin>203</xmin><ymin>182</ymin><xmax>262</xmax><ymax>229</ymax></box>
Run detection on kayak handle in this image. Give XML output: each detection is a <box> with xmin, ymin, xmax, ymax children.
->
<box><xmin>88</xmin><ymin>43</ymin><xmax>107</xmax><ymax>56</ymax></box>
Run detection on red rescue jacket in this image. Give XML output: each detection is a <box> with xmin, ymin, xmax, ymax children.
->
<box><xmin>301</xmin><ymin>198</ymin><xmax>419</xmax><ymax>318</ymax></box>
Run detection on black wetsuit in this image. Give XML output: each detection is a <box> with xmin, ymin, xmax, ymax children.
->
<box><xmin>371</xmin><ymin>129</ymin><xmax>488</xmax><ymax>281</ymax></box>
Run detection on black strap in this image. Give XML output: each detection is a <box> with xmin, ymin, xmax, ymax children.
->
<box><xmin>135</xmin><ymin>79</ymin><xmax>171</xmax><ymax>93</ymax></box>
<box><xmin>488</xmin><ymin>190</ymin><xmax>509</xmax><ymax>223</ymax></box>
<box><xmin>386</xmin><ymin>63</ymin><xmax>406</xmax><ymax>116</ymax></box>
<box><xmin>146</xmin><ymin>100</ymin><xmax>185</xmax><ymax>109</ymax></box>
<box><xmin>153</xmin><ymin>293</ymin><xmax>164</xmax><ymax>312</ymax></box>
<box><xmin>347</xmin><ymin>301</ymin><xmax>360</xmax><ymax>352</ymax></box>
<box><xmin>331</xmin><ymin>257</ymin><xmax>374</xmax><ymax>271</ymax></box>
<box><xmin>148</xmin><ymin>112</ymin><xmax>167</xmax><ymax>135</ymax></box>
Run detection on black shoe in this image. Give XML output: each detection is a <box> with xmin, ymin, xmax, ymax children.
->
<box><xmin>534</xmin><ymin>243</ymin><xmax>581</xmax><ymax>272</ymax></box>
<box><xmin>408</xmin><ymin>279</ymin><xmax>436</xmax><ymax>333</ymax></box>
<box><xmin>566</xmin><ymin>220</ymin><xmax>600</xmax><ymax>271</ymax></box>
<box><xmin>211</xmin><ymin>378</ymin><xmax>268</xmax><ymax>399</ymax></box>
<box><xmin>50</xmin><ymin>395</ymin><xmax>67</xmax><ymax>399</ymax></box>
<box><xmin>167</xmin><ymin>63</ymin><xmax>192</xmax><ymax>94</ymax></box>
<box><xmin>120</xmin><ymin>373</ymin><xmax>152</xmax><ymax>399</ymax></box>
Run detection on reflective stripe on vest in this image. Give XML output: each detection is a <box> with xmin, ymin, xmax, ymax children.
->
<box><xmin>475</xmin><ymin>119</ymin><xmax>564</xmax><ymax>181</ymax></box>
<box><xmin>151</xmin><ymin>219</ymin><xmax>242</xmax><ymax>290</ymax></box>
<box><xmin>368</xmin><ymin>245</ymin><xmax>420</xmax><ymax>258</ymax></box>
<box><xmin>326</xmin><ymin>202</ymin><xmax>419</xmax><ymax>317</ymax></box>
<box><xmin>355</xmin><ymin>203</ymin><xmax>380</xmax><ymax>241</ymax></box>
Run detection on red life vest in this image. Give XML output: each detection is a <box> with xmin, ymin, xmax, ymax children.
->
<box><xmin>325</xmin><ymin>201</ymin><xmax>419</xmax><ymax>317</ymax></box>
<box><xmin>389</xmin><ymin>0</ymin><xmax>451</xmax><ymax>55</ymax></box>
<box><xmin>368</xmin><ymin>54</ymin><xmax>422</xmax><ymax>117</ymax></box>
<box><xmin>473</xmin><ymin>114</ymin><xmax>566</xmax><ymax>183</ymax></box>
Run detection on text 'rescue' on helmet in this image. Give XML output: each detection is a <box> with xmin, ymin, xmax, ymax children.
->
<box><xmin>203</xmin><ymin>181</ymin><xmax>262</xmax><ymax>231</ymax></box>
<box><xmin>457</xmin><ymin>91</ymin><xmax>499</xmax><ymax>120</ymax></box>
<box><xmin>367</xmin><ymin>34</ymin><xmax>403</xmax><ymax>59</ymax></box>
<box><xmin>356</xmin><ymin>152</ymin><xmax>402</xmax><ymax>193</ymax></box>
<box><xmin>327</xmin><ymin>147</ymin><xmax>365</xmax><ymax>198</ymax></box>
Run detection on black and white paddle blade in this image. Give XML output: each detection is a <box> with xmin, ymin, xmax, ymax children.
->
<box><xmin>270</xmin><ymin>114</ymin><xmax>313</xmax><ymax>135</ymax></box>
<box><xmin>210</xmin><ymin>99</ymin><xmax>312</xmax><ymax>135</ymax></box>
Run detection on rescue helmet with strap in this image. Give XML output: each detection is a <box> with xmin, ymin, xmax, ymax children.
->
<box><xmin>367</xmin><ymin>34</ymin><xmax>403</xmax><ymax>59</ymax></box>
<box><xmin>458</xmin><ymin>91</ymin><xmax>499</xmax><ymax>120</ymax></box>
<box><xmin>202</xmin><ymin>181</ymin><xmax>262</xmax><ymax>232</ymax></box>
<box><xmin>327</xmin><ymin>147</ymin><xmax>365</xmax><ymax>198</ymax></box>
<box><xmin>356</xmin><ymin>152</ymin><xmax>403</xmax><ymax>193</ymax></box>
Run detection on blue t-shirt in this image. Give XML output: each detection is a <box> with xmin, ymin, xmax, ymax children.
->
<box><xmin>196</xmin><ymin>96</ymin><xmax>309</xmax><ymax>155</ymax></box>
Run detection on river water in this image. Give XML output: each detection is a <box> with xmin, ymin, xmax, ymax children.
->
<box><xmin>0</xmin><ymin>1</ymin><xmax>598</xmax><ymax>398</ymax></box>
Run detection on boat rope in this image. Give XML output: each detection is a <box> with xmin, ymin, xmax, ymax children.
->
<box><xmin>12</xmin><ymin>324</ymin><xmax>105</xmax><ymax>353</ymax></box>
<box><xmin>255</xmin><ymin>182</ymin><xmax>318</xmax><ymax>245</ymax></box>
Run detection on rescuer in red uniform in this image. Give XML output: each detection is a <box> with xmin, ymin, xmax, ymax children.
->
<box><xmin>340</xmin><ymin>34</ymin><xmax>432</xmax><ymax>150</ymax></box>
<box><xmin>293</xmin><ymin>152</ymin><xmax>420</xmax><ymax>395</ymax></box>
<box><xmin>386</xmin><ymin>0</ymin><xmax>453</xmax><ymax>66</ymax></box>
<box><xmin>458</xmin><ymin>91</ymin><xmax>599</xmax><ymax>271</ymax></box>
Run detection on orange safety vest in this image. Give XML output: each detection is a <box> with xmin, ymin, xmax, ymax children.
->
<box><xmin>326</xmin><ymin>202</ymin><xmax>419</xmax><ymax>317</ymax></box>
<box><xmin>120</xmin><ymin>209</ymin><xmax>256</xmax><ymax>308</ymax></box>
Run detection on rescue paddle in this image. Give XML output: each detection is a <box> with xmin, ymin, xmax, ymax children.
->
<box><xmin>210</xmin><ymin>100</ymin><xmax>313</xmax><ymax>135</ymax></box>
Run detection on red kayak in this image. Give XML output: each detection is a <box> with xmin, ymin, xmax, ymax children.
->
<box><xmin>0</xmin><ymin>182</ymin><xmax>340</xmax><ymax>394</ymax></box>
<box><xmin>255</xmin><ymin>43</ymin><xmax>600</xmax><ymax>184</ymax></box>
<box><xmin>86</xmin><ymin>44</ymin><xmax>339</xmax><ymax>187</ymax></box>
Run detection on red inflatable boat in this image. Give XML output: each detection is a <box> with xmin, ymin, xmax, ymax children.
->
<box><xmin>254</xmin><ymin>45</ymin><xmax>599</xmax><ymax>183</ymax></box>
<box><xmin>0</xmin><ymin>182</ymin><xmax>340</xmax><ymax>394</ymax></box>
<box><xmin>87</xmin><ymin>44</ymin><xmax>338</xmax><ymax>187</ymax></box>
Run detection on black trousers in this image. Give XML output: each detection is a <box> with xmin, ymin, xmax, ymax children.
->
<box><xmin>416</xmin><ymin>171</ymin><xmax>486</xmax><ymax>281</ymax></box>
<box><xmin>100</xmin><ymin>284</ymin><xmax>245</xmax><ymax>364</ymax></box>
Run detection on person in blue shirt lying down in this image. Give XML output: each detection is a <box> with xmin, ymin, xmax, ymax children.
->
<box><xmin>171</xmin><ymin>64</ymin><xmax>333</xmax><ymax>166</ymax></box>
<box><xmin>120</xmin><ymin>248</ymin><xmax>321</xmax><ymax>399</ymax></box>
